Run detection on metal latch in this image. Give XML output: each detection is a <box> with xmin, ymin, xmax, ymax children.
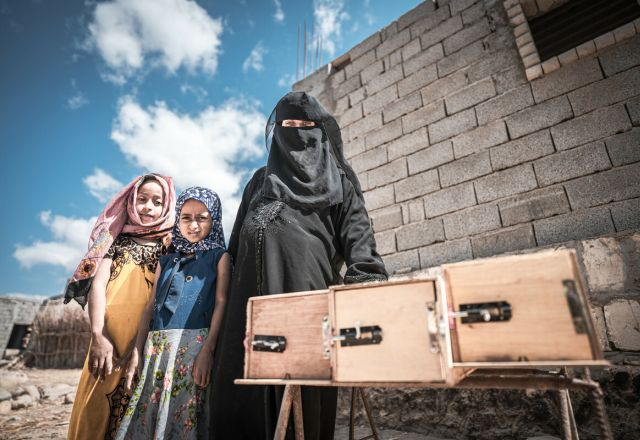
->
<box><xmin>426</xmin><ymin>302</ymin><xmax>440</xmax><ymax>353</ymax></box>
<box><xmin>251</xmin><ymin>335</ymin><xmax>286</xmax><ymax>352</ymax></box>
<box><xmin>450</xmin><ymin>301</ymin><xmax>512</xmax><ymax>323</ymax></box>
<box><xmin>563</xmin><ymin>279</ymin><xmax>587</xmax><ymax>334</ymax></box>
<box><xmin>322</xmin><ymin>317</ymin><xmax>383</xmax><ymax>359</ymax></box>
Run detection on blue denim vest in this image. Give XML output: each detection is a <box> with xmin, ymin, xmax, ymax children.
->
<box><xmin>150</xmin><ymin>248</ymin><xmax>225</xmax><ymax>331</ymax></box>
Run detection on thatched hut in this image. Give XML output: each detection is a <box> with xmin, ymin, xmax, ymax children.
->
<box><xmin>27</xmin><ymin>297</ymin><xmax>90</xmax><ymax>368</ymax></box>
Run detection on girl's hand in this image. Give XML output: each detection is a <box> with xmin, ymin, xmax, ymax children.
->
<box><xmin>89</xmin><ymin>333</ymin><xmax>116</xmax><ymax>381</ymax></box>
<box><xmin>192</xmin><ymin>347</ymin><xmax>214</xmax><ymax>388</ymax></box>
<box><xmin>124</xmin><ymin>347</ymin><xmax>141</xmax><ymax>394</ymax></box>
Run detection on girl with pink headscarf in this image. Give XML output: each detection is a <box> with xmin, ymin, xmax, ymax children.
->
<box><xmin>65</xmin><ymin>174</ymin><xmax>176</xmax><ymax>440</ymax></box>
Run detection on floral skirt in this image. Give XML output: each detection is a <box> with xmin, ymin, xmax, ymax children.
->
<box><xmin>116</xmin><ymin>328</ymin><xmax>209</xmax><ymax>440</ymax></box>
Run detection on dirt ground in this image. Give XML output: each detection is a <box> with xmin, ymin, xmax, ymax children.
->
<box><xmin>0</xmin><ymin>369</ymin><xmax>81</xmax><ymax>440</ymax></box>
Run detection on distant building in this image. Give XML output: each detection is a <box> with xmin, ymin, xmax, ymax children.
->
<box><xmin>0</xmin><ymin>296</ymin><xmax>43</xmax><ymax>358</ymax></box>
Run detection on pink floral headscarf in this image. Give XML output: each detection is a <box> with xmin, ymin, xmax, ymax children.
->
<box><xmin>64</xmin><ymin>173</ymin><xmax>176</xmax><ymax>307</ymax></box>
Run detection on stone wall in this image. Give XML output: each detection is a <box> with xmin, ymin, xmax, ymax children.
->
<box><xmin>293</xmin><ymin>0</ymin><xmax>640</xmax><ymax>437</ymax></box>
<box><xmin>0</xmin><ymin>297</ymin><xmax>41</xmax><ymax>356</ymax></box>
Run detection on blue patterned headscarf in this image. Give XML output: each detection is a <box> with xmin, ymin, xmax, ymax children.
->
<box><xmin>172</xmin><ymin>187</ymin><xmax>225</xmax><ymax>253</ymax></box>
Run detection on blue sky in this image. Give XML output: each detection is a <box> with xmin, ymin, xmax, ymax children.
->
<box><xmin>0</xmin><ymin>0</ymin><xmax>421</xmax><ymax>298</ymax></box>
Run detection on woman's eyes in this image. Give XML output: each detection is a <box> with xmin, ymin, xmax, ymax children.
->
<box><xmin>154</xmin><ymin>200</ymin><xmax>163</xmax><ymax>206</ymax></box>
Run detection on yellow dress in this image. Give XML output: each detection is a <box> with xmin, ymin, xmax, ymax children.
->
<box><xmin>68</xmin><ymin>236</ymin><xmax>165</xmax><ymax>440</ymax></box>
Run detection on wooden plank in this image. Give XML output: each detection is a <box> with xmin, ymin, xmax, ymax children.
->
<box><xmin>443</xmin><ymin>250</ymin><xmax>596</xmax><ymax>363</ymax></box>
<box><xmin>332</xmin><ymin>280</ymin><xmax>445</xmax><ymax>382</ymax></box>
<box><xmin>247</xmin><ymin>290</ymin><xmax>331</xmax><ymax>379</ymax></box>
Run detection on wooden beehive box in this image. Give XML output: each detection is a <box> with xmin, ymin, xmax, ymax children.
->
<box><xmin>441</xmin><ymin>249</ymin><xmax>605</xmax><ymax>368</ymax></box>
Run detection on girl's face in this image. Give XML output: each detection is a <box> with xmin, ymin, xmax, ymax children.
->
<box><xmin>179</xmin><ymin>199</ymin><xmax>212</xmax><ymax>243</ymax></box>
<box><xmin>135</xmin><ymin>180</ymin><xmax>164</xmax><ymax>224</ymax></box>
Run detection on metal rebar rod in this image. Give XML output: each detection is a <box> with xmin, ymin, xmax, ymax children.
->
<box><xmin>359</xmin><ymin>388</ymin><xmax>381</xmax><ymax>440</ymax></box>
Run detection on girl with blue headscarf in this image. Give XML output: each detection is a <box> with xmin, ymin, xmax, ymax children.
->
<box><xmin>116</xmin><ymin>187</ymin><xmax>230</xmax><ymax>440</ymax></box>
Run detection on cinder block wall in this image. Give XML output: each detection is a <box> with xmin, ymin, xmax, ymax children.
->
<box><xmin>294</xmin><ymin>0</ymin><xmax>640</xmax><ymax>437</ymax></box>
<box><xmin>0</xmin><ymin>297</ymin><xmax>41</xmax><ymax>355</ymax></box>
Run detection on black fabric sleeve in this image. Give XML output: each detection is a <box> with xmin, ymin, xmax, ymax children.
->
<box><xmin>335</xmin><ymin>176</ymin><xmax>388</xmax><ymax>284</ymax></box>
<box><xmin>228</xmin><ymin>168</ymin><xmax>264</xmax><ymax>260</ymax></box>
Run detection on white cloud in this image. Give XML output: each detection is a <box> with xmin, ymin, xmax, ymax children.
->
<box><xmin>14</xmin><ymin>211</ymin><xmax>96</xmax><ymax>271</ymax></box>
<box><xmin>274</xmin><ymin>0</ymin><xmax>285</xmax><ymax>23</ymax></box>
<box><xmin>83</xmin><ymin>168</ymin><xmax>123</xmax><ymax>202</ymax></box>
<box><xmin>86</xmin><ymin>0</ymin><xmax>223</xmax><ymax>82</ymax></box>
<box><xmin>180</xmin><ymin>83</ymin><xmax>209</xmax><ymax>102</ymax></box>
<box><xmin>111</xmin><ymin>96</ymin><xmax>266</xmax><ymax>234</ymax></box>
<box><xmin>313</xmin><ymin>0</ymin><xmax>349</xmax><ymax>57</ymax></box>
<box><xmin>278</xmin><ymin>73</ymin><xmax>296</xmax><ymax>88</ymax></box>
<box><xmin>67</xmin><ymin>79</ymin><xmax>89</xmax><ymax>110</ymax></box>
<box><xmin>242</xmin><ymin>42</ymin><xmax>267</xmax><ymax>73</ymax></box>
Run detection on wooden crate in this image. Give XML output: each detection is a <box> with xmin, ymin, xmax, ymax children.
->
<box><xmin>441</xmin><ymin>249</ymin><xmax>604</xmax><ymax>367</ymax></box>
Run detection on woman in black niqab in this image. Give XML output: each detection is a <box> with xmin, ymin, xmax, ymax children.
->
<box><xmin>209</xmin><ymin>91</ymin><xmax>387</xmax><ymax>440</ymax></box>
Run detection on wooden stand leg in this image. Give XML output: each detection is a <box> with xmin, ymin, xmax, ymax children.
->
<box><xmin>349</xmin><ymin>387</ymin><xmax>356</xmax><ymax>440</ymax></box>
<box><xmin>558</xmin><ymin>389</ymin><xmax>579</xmax><ymax>440</ymax></box>
<box><xmin>348</xmin><ymin>387</ymin><xmax>380</xmax><ymax>440</ymax></box>
<box><xmin>359</xmin><ymin>388</ymin><xmax>380</xmax><ymax>440</ymax></box>
<box><xmin>584</xmin><ymin>368</ymin><xmax>613</xmax><ymax>440</ymax></box>
<box><xmin>275</xmin><ymin>384</ymin><xmax>304</xmax><ymax>440</ymax></box>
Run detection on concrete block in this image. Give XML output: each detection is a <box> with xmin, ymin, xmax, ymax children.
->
<box><xmin>368</xmin><ymin>158</ymin><xmax>407</xmax><ymax>188</ymax></box>
<box><xmin>362</xmin><ymin>85</ymin><xmax>399</xmax><ymax>116</ymax></box>
<box><xmin>506</xmin><ymin>96</ymin><xmax>573</xmax><ymax>139</ymax></box>
<box><xmin>446</xmin><ymin>77</ymin><xmax>496</xmax><ymax>115</ymax></box>
<box><xmin>335</xmin><ymin>95</ymin><xmax>350</xmax><ymax>114</ymax></box>
<box><xmin>407</xmin><ymin>199</ymin><xmax>426</xmax><ymax>223</ymax></box>
<box><xmin>350</xmin><ymin>32</ymin><xmax>382</xmax><ymax>60</ymax></box>
<box><xmin>550</xmin><ymin>105</ymin><xmax>632</xmax><ymax>151</ymax></box>
<box><xmin>565</xmin><ymin>162</ymin><xmax>640</xmax><ymax>209</ymax></box>
<box><xmin>490</xmin><ymin>129</ymin><xmax>554</xmax><ymax>171</ymax></box>
<box><xmin>590</xmin><ymin>306</ymin><xmax>611</xmax><ymax>351</ymax></box>
<box><xmin>477</xmin><ymin>84</ymin><xmax>534</xmax><ymax>125</ymax></box>
<box><xmin>628</xmin><ymin>95</ymin><xmax>640</xmax><ymax>126</ymax></box>
<box><xmin>408</xmin><ymin>140</ymin><xmax>455</xmax><ymax>175</ymax></box>
<box><xmin>403</xmin><ymin>44</ymin><xmax>445</xmax><ymax>76</ymax></box>
<box><xmin>541</xmin><ymin>57</ymin><xmax>560</xmax><ymax>75</ymax></box>
<box><xmin>336</xmin><ymin>74</ymin><xmax>362</xmax><ymax>100</ymax></box>
<box><xmin>365</xmin><ymin>64</ymin><xmax>404</xmax><ymax>95</ymax></box>
<box><xmin>466</xmin><ymin>48</ymin><xmax>522</xmax><ymax>84</ymax></box>
<box><xmin>499</xmin><ymin>186</ymin><xmax>570</xmax><ymax>227</ymax></box>
<box><xmin>348</xmin><ymin>112</ymin><xmax>383</xmax><ymax>140</ymax></box>
<box><xmin>350</xmin><ymin>146</ymin><xmax>388</xmax><ymax>173</ymax></box>
<box><xmin>475</xmin><ymin>163</ymin><xmax>538</xmax><ymax>203</ymax></box>
<box><xmin>423</xmin><ymin>182</ymin><xmax>476</xmax><ymax>218</ymax></box>
<box><xmin>402</xmin><ymin>100</ymin><xmax>447</xmax><ymax>134</ymax></box>
<box><xmin>471</xmin><ymin>224</ymin><xmax>536</xmax><ymax>258</ymax></box>
<box><xmin>346</xmin><ymin>49</ymin><xmax>377</xmax><ymax>79</ymax></box>
<box><xmin>394</xmin><ymin>169</ymin><xmax>440</xmax><ymax>202</ymax></box>
<box><xmin>534</xmin><ymin>141</ymin><xmax>612</xmax><ymax>187</ymax></box>
<box><xmin>374</xmin><ymin>230</ymin><xmax>396</xmax><ymax>255</ymax></box>
<box><xmin>599</xmin><ymin>34</ymin><xmax>640</xmax><ymax>77</ymax></box>
<box><xmin>439</xmin><ymin>150</ymin><xmax>491</xmax><ymax>187</ymax></box>
<box><xmin>443</xmin><ymin>17</ymin><xmax>491</xmax><ymax>55</ymax></box>
<box><xmin>370</xmin><ymin>205</ymin><xmax>403</xmax><ymax>232</ymax></box>
<box><xmin>568</xmin><ymin>66</ymin><xmax>640</xmax><ymax>116</ymax></box>
<box><xmin>349</xmin><ymin>88</ymin><xmax>366</xmax><ymax>107</ymax></box>
<box><xmin>531</xmin><ymin>58</ymin><xmax>603</xmax><ymax>103</ymax></box>
<box><xmin>387</xmin><ymin>127</ymin><xmax>429</xmax><ymax>161</ymax></box>
<box><xmin>398</xmin><ymin>64</ymin><xmax>438</xmax><ymax>97</ymax></box>
<box><xmin>419</xmin><ymin>238</ymin><xmax>473</xmax><ymax>268</ymax></box>
<box><xmin>398</xmin><ymin>0</ymin><xmax>437</xmax><ymax>30</ymax></box>
<box><xmin>605</xmin><ymin>128</ymin><xmax>640</xmax><ymax>166</ymax></box>
<box><xmin>361</xmin><ymin>60</ymin><xmax>385</xmax><ymax>84</ymax></box>
<box><xmin>581</xmin><ymin>237</ymin><xmax>625</xmax><ymax>292</ymax></box>
<box><xmin>444</xmin><ymin>203</ymin><xmax>501</xmax><ymax>239</ymax></box>
<box><xmin>383</xmin><ymin>92</ymin><xmax>422</xmax><ymax>124</ymax></box>
<box><xmin>611</xmin><ymin>197</ymin><xmax>640</xmax><ymax>232</ymax></box>
<box><xmin>595</xmin><ymin>32</ymin><xmax>616</xmax><ymax>51</ymax></box>
<box><xmin>613</xmin><ymin>22</ymin><xmax>636</xmax><ymax>43</ymax></box>
<box><xmin>365</xmin><ymin>118</ymin><xmax>403</xmax><ymax>149</ymax></box>
<box><xmin>493</xmin><ymin>66</ymin><xmax>528</xmax><ymax>94</ymax></box>
<box><xmin>396</xmin><ymin>218</ymin><xmax>445</xmax><ymax>250</ymax></box>
<box><xmin>428</xmin><ymin>108</ymin><xmax>477</xmax><ymax>144</ymax></box>
<box><xmin>381</xmin><ymin>21</ymin><xmax>399</xmax><ymax>41</ymax></box>
<box><xmin>421</xmin><ymin>71</ymin><xmax>468</xmax><ymax>105</ymax></box>
<box><xmin>410</xmin><ymin>3</ymin><xmax>452</xmax><ymax>38</ymax></box>
<box><xmin>421</xmin><ymin>15</ymin><xmax>463</xmax><ymax>50</ymax></box>
<box><xmin>339</xmin><ymin>104</ymin><xmax>363</xmax><ymax>127</ymax></box>
<box><xmin>534</xmin><ymin>207</ymin><xmax>615</xmax><ymax>246</ymax></box>
<box><xmin>452</xmin><ymin>120</ymin><xmax>508</xmax><ymax>158</ymax></box>
<box><xmin>557</xmin><ymin>48</ymin><xmax>579</xmax><ymax>65</ymax></box>
<box><xmin>437</xmin><ymin>40</ymin><xmax>485</xmax><ymax>77</ymax></box>
<box><xmin>604</xmin><ymin>300</ymin><xmax>640</xmax><ymax>351</ymax></box>
<box><xmin>383</xmin><ymin>249</ymin><xmax>420</xmax><ymax>274</ymax></box>
<box><xmin>401</xmin><ymin>38</ymin><xmax>422</xmax><ymax>62</ymax></box>
<box><xmin>363</xmin><ymin>184</ymin><xmax>395</xmax><ymax>210</ymax></box>
<box><xmin>377</xmin><ymin>28</ymin><xmax>411</xmax><ymax>59</ymax></box>
<box><xmin>450</xmin><ymin>0</ymin><xmax>477</xmax><ymax>15</ymax></box>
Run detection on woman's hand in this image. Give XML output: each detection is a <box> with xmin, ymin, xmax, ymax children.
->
<box><xmin>123</xmin><ymin>347</ymin><xmax>141</xmax><ymax>394</ymax></box>
<box><xmin>88</xmin><ymin>332</ymin><xmax>116</xmax><ymax>381</ymax></box>
<box><xmin>192</xmin><ymin>346</ymin><xmax>214</xmax><ymax>388</ymax></box>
